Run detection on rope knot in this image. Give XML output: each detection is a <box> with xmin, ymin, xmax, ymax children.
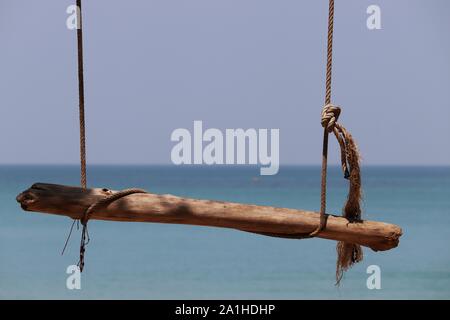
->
<box><xmin>321</xmin><ymin>104</ymin><xmax>341</xmax><ymax>132</ymax></box>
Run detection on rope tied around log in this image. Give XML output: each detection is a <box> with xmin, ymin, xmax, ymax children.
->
<box><xmin>70</xmin><ymin>0</ymin><xmax>150</xmax><ymax>272</ymax></box>
<box><xmin>78</xmin><ymin>188</ymin><xmax>148</xmax><ymax>272</ymax></box>
<box><xmin>310</xmin><ymin>0</ymin><xmax>364</xmax><ymax>285</ymax></box>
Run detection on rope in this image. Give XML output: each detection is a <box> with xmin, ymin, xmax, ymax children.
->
<box><xmin>310</xmin><ymin>0</ymin><xmax>335</xmax><ymax>237</ymax></box>
<box><xmin>309</xmin><ymin>0</ymin><xmax>364</xmax><ymax>285</ymax></box>
<box><xmin>78</xmin><ymin>189</ymin><xmax>148</xmax><ymax>272</ymax></box>
<box><xmin>76</xmin><ymin>0</ymin><xmax>87</xmax><ymax>189</ymax></box>
<box><xmin>74</xmin><ymin>0</ymin><xmax>90</xmax><ymax>271</ymax></box>
<box><xmin>324</xmin><ymin>0</ymin><xmax>334</xmax><ymax>106</ymax></box>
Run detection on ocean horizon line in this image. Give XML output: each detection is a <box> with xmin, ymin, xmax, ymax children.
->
<box><xmin>0</xmin><ymin>163</ymin><xmax>449</xmax><ymax>168</ymax></box>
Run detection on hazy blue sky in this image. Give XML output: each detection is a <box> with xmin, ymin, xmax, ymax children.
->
<box><xmin>1</xmin><ymin>0</ymin><xmax>449</xmax><ymax>165</ymax></box>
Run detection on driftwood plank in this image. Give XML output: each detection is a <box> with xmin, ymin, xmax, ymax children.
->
<box><xmin>16</xmin><ymin>183</ymin><xmax>402</xmax><ymax>251</ymax></box>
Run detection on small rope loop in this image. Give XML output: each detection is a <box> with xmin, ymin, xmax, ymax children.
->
<box><xmin>321</xmin><ymin>104</ymin><xmax>341</xmax><ymax>132</ymax></box>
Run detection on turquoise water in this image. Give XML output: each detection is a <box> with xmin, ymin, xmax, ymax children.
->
<box><xmin>0</xmin><ymin>165</ymin><xmax>449</xmax><ymax>299</ymax></box>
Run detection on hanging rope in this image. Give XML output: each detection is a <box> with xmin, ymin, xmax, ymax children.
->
<box><xmin>75</xmin><ymin>0</ymin><xmax>90</xmax><ymax>271</ymax></box>
<box><xmin>76</xmin><ymin>0</ymin><xmax>87</xmax><ymax>189</ymax></box>
<box><xmin>73</xmin><ymin>1</ymin><xmax>150</xmax><ymax>272</ymax></box>
<box><xmin>309</xmin><ymin>0</ymin><xmax>364</xmax><ymax>285</ymax></box>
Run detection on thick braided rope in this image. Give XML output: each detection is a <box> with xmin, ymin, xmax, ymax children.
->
<box><xmin>78</xmin><ymin>188</ymin><xmax>148</xmax><ymax>272</ymax></box>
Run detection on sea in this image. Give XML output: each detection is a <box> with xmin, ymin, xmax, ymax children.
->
<box><xmin>0</xmin><ymin>165</ymin><xmax>449</xmax><ymax>299</ymax></box>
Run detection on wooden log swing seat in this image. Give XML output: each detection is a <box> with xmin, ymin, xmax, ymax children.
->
<box><xmin>16</xmin><ymin>0</ymin><xmax>402</xmax><ymax>284</ymax></box>
<box><xmin>16</xmin><ymin>183</ymin><xmax>402</xmax><ymax>253</ymax></box>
